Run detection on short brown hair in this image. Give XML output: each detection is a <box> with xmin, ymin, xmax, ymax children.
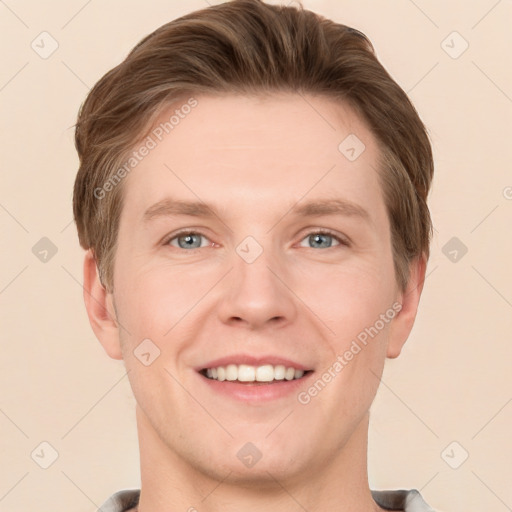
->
<box><xmin>73</xmin><ymin>0</ymin><xmax>434</xmax><ymax>293</ymax></box>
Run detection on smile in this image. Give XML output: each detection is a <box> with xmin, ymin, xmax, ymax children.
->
<box><xmin>200</xmin><ymin>364</ymin><xmax>312</xmax><ymax>383</ymax></box>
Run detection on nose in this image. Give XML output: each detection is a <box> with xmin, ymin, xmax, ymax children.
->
<box><xmin>216</xmin><ymin>245</ymin><xmax>297</xmax><ymax>330</ymax></box>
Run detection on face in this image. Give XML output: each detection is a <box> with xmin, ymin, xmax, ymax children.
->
<box><xmin>96</xmin><ymin>93</ymin><xmax>417</xmax><ymax>484</ymax></box>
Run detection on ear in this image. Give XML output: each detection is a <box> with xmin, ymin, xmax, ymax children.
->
<box><xmin>82</xmin><ymin>249</ymin><xmax>123</xmax><ymax>360</ymax></box>
<box><xmin>386</xmin><ymin>254</ymin><xmax>427</xmax><ymax>359</ymax></box>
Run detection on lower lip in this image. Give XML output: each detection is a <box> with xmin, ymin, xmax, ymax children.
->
<box><xmin>198</xmin><ymin>372</ymin><xmax>314</xmax><ymax>402</ymax></box>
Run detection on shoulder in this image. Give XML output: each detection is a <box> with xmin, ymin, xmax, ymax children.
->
<box><xmin>371</xmin><ymin>488</ymin><xmax>437</xmax><ymax>511</ymax></box>
<box><xmin>99</xmin><ymin>488</ymin><xmax>439</xmax><ymax>512</ymax></box>
<box><xmin>97</xmin><ymin>489</ymin><xmax>140</xmax><ymax>512</ymax></box>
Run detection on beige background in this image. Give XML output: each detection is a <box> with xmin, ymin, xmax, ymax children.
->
<box><xmin>1</xmin><ymin>1</ymin><xmax>511</xmax><ymax>511</ymax></box>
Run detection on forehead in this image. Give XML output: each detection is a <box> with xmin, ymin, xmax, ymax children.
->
<box><xmin>121</xmin><ymin>93</ymin><xmax>385</xmax><ymax>224</ymax></box>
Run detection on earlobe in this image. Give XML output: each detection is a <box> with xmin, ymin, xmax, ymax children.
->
<box><xmin>82</xmin><ymin>250</ymin><xmax>123</xmax><ymax>360</ymax></box>
<box><xmin>386</xmin><ymin>255</ymin><xmax>427</xmax><ymax>359</ymax></box>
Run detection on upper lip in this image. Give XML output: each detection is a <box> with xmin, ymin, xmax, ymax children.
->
<box><xmin>196</xmin><ymin>354</ymin><xmax>313</xmax><ymax>372</ymax></box>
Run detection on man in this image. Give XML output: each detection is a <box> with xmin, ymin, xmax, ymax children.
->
<box><xmin>73</xmin><ymin>1</ymin><xmax>437</xmax><ymax>510</ymax></box>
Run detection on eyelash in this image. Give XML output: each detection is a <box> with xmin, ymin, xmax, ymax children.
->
<box><xmin>162</xmin><ymin>229</ymin><xmax>350</xmax><ymax>250</ymax></box>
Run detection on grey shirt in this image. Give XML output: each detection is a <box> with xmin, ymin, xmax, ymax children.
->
<box><xmin>98</xmin><ymin>488</ymin><xmax>437</xmax><ymax>511</ymax></box>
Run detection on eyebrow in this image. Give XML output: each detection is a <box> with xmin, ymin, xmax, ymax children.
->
<box><xmin>143</xmin><ymin>197</ymin><xmax>371</xmax><ymax>224</ymax></box>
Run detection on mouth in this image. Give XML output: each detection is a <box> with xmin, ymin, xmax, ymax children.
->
<box><xmin>199</xmin><ymin>364</ymin><xmax>314</xmax><ymax>385</ymax></box>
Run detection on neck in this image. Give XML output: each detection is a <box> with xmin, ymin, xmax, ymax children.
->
<box><xmin>134</xmin><ymin>405</ymin><xmax>383</xmax><ymax>512</ymax></box>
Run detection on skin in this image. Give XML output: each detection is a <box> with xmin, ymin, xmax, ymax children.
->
<box><xmin>83</xmin><ymin>93</ymin><xmax>426</xmax><ymax>512</ymax></box>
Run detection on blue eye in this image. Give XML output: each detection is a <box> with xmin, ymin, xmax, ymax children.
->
<box><xmin>299</xmin><ymin>231</ymin><xmax>347</xmax><ymax>249</ymax></box>
<box><xmin>167</xmin><ymin>232</ymin><xmax>210</xmax><ymax>249</ymax></box>
<box><xmin>164</xmin><ymin>230</ymin><xmax>349</xmax><ymax>251</ymax></box>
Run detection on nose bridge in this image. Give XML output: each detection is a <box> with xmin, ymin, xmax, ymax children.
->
<box><xmin>217</xmin><ymin>234</ymin><xmax>296</xmax><ymax>328</ymax></box>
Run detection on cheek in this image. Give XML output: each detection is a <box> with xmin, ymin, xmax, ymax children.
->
<box><xmin>114</xmin><ymin>258</ymin><xmax>209</xmax><ymax>329</ymax></box>
<box><xmin>293</xmin><ymin>257</ymin><xmax>395</xmax><ymax>338</ymax></box>
<box><xmin>113</xmin><ymin>260</ymin><xmax>222</xmax><ymax>379</ymax></box>
<box><xmin>293</xmin><ymin>260</ymin><xmax>395</xmax><ymax>409</ymax></box>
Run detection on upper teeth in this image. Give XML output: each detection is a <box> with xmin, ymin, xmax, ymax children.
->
<box><xmin>205</xmin><ymin>364</ymin><xmax>305</xmax><ymax>382</ymax></box>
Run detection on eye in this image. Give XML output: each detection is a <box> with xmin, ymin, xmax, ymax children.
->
<box><xmin>298</xmin><ymin>230</ymin><xmax>349</xmax><ymax>249</ymax></box>
<box><xmin>165</xmin><ymin>231</ymin><xmax>212</xmax><ymax>249</ymax></box>
<box><xmin>162</xmin><ymin>229</ymin><xmax>349</xmax><ymax>251</ymax></box>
